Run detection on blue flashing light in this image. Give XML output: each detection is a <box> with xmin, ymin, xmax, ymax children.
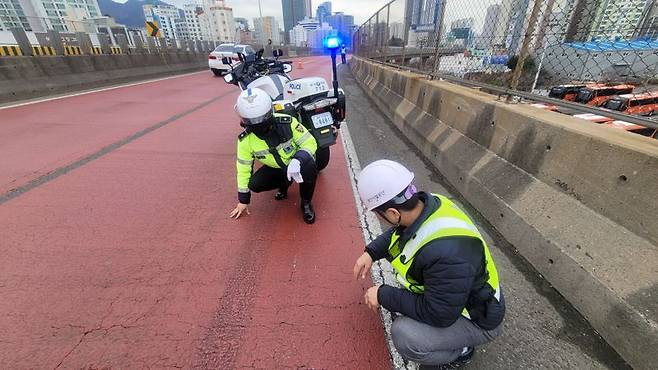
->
<box><xmin>325</xmin><ymin>36</ymin><xmax>341</xmax><ymax>49</ymax></box>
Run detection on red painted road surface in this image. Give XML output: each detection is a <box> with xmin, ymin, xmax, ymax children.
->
<box><xmin>0</xmin><ymin>57</ymin><xmax>390</xmax><ymax>368</ymax></box>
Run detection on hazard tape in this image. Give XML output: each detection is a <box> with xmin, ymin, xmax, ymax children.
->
<box><xmin>0</xmin><ymin>45</ymin><xmax>24</xmax><ymax>56</ymax></box>
<box><xmin>32</xmin><ymin>46</ymin><xmax>56</xmax><ymax>56</ymax></box>
<box><xmin>111</xmin><ymin>47</ymin><xmax>122</xmax><ymax>54</ymax></box>
<box><xmin>64</xmin><ymin>46</ymin><xmax>83</xmax><ymax>55</ymax></box>
<box><xmin>90</xmin><ymin>46</ymin><xmax>103</xmax><ymax>55</ymax></box>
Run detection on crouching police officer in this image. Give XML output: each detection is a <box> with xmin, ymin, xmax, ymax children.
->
<box><xmin>229</xmin><ymin>87</ymin><xmax>319</xmax><ymax>224</ymax></box>
<box><xmin>353</xmin><ymin>160</ymin><xmax>505</xmax><ymax>369</ymax></box>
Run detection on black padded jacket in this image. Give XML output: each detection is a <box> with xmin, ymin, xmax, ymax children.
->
<box><xmin>366</xmin><ymin>192</ymin><xmax>505</xmax><ymax>329</ymax></box>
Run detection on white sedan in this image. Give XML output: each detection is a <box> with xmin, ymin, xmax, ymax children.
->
<box><xmin>208</xmin><ymin>43</ymin><xmax>256</xmax><ymax>77</ymax></box>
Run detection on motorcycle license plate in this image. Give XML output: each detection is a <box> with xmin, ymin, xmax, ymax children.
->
<box><xmin>311</xmin><ymin>112</ymin><xmax>333</xmax><ymax>129</ymax></box>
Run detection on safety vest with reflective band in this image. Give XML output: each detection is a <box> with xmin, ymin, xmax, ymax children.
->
<box><xmin>388</xmin><ymin>194</ymin><xmax>501</xmax><ymax>320</ymax></box>
<box><xmin>236</xmin><ymin>113</ymin><xmax>317</xmax><ymax>194</ymax></box>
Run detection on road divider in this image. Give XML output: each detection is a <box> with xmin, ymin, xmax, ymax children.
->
<box><xmin>350</xmin><ymin>56</ymin><xmax>658</xmax><ymax>370</ymax></box>
<box><xmin>0</xmin><ymin>52</ymin><xmax>208</xmax><ymax>103</ymax></box>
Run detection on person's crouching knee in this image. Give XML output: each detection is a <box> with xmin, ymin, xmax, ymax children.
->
<box><xmin>391</xmin><ymin>317</ymin><xmax>427</xmax><ymax>363</ymax></box>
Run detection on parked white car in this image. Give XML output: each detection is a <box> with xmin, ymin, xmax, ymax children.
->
<box><xmin>208</xmin><ymin>43</ymin><xmax>256</xmax><ymax>76</ymax></box>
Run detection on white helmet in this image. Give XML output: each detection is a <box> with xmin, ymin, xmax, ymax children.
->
<box><xmin>358</xmin><ymin>160</ymin><xmax>415</xmax><ymax>211</ymax></box>
<box><xmin>235</xmin><ymin>87</ymin><xmax>273</xmax><ymax>126</ymax></box>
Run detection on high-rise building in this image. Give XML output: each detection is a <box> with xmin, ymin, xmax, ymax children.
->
<box><xmin>588</xmin><ymin>0</ymin><xmax>650</xmax><ymax>40</ymax></box>
<box><xmin>0</xmin><ymin>0</ymin><xmax>102</xmax><ymax>32</ymax></box>
<box><xmin>450</xmin><ymin>17</ymin><xmax>474</xmax><ymax>45</ymax></box>
<box><xmin>480</xmin><ymin>4</ymin><xmax>501</xmax><ymax>48</ymax></box>
<box><xmin>144</xmin><ymin>4</ymin><xmax>186</xmax><ymax>40</ymax></box>
<box><xmin>0</xmin><ymin>0</ymin><xmax>34</xmax><ymax>31</ymax></box>
<box><xmin>282</xmin><ymin>0</ymin><xmax>312</xmax><ymax>43</ymax></box>
<box><xmin>183</xmin><ymin>4</ymin><xmax>205</xmax><ymax>40</ymax></box>
<box><xmin>316</xmin><ymin>2</ymin><xmax>332</xmax><ymax>24</ymax></box>
<box><xmin>254</xmin><ymin>16</ymin><xmax>281</xmax><ymax>45</ymax></box>
<box><xmin>198</xmin><ymin>0</ymin><xmax>235</xmax><ymax>42</ymax></box>
<box><xmin>289</xmin><ymin>17</ymin><xmax>319</xmax><ymax>46</ymax></box>
<box><xmin>235</xmin><ymin>17</ymin><xmax>249</xmax><ymax>30</ymax></box>
<box><xmin>307</xmin><ymin>21</ymin><xmax>334</xmax><ymax>48</ymax></box>
<box><xmin>328</xmin><ymin>12</ymin><xmax>354</xmax><ymax>46</ymax></box>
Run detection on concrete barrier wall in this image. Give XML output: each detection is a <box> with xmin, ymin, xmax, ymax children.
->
<box><xmin>350</xmin><ymin>57</ymin><xmax>658</xmax><ymax>370</ymax></box>
<box><xmin>0</xmin><ymin>52</ymin><xmax>207</xmax><ymax>103</ymax></box>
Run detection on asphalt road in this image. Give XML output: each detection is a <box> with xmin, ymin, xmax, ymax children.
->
<box><xmin>338</xmin><ymin>61</ymin><xmax>631</xmax><ymax>370</ymax></box>
<box><xmin>0</xmin><ymin>57</ymin><xmax>389</xmax><ymax>369</ymax></box>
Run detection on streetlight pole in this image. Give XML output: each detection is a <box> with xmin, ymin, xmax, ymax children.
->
<box><xmin>258</xmin><ymin>0</ymin><xmax>265</xmax><ymax>48</ymax></box>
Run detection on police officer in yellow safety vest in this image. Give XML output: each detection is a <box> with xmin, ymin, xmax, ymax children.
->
<box><xmin>353</xmin><ymin>160</ymin><xmax>505</xmax><ymax>369</ymax></box>
<box><xmin>229</xmin><ymin>87</ymin><xmax>319</xmax><ymax>224</ymax></box>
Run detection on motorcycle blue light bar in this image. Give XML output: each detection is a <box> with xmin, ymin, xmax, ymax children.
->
<box><xmin>325</xmin><ymin>36</ymin><xmax>341</xmax><ymax>49</ymax></box>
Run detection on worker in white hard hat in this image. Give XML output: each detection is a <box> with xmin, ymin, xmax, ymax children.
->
<box><xmin>353</xmin><ymin>159</ymin><xmax>505</xmax><ymax>369</ymax></box>
<box><xmin>230</xmin><ymin>87</ymin><xmax>319</xmax><ymax>224</ymax></box>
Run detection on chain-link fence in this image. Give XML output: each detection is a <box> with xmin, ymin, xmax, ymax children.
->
<box><xmin>353</xmin><ymin>0</ymin><xmax>658</xmax><ymax>132</ymax></box>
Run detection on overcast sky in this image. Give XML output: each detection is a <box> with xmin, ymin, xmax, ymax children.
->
<box><xmin>117</xmin><ymin>0</ymin><xmax>502</xmax><ymax>33</ymax></box>
<box><xmin>143</xmin><ymin>0</ymin><xmax>391</xmax><ymax>28</ymax></box>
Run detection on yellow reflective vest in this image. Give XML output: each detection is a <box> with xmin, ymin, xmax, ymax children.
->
<box><xmin>388</xmin><ymin>194</ymin><xmax>501</xmax><ymax>321</ymax></box>
<box><xmin>236</xmin><ymin>113</ymin><xmax>317</xmax><ymax>194</ymax></box>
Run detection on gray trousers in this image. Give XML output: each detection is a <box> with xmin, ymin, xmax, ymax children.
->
<box><xmin>391</xmin><ymin>316</ymin><xmax>502</xmax><ymax>365</ymax></box>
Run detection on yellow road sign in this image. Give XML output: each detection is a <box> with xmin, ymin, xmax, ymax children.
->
<box><xmin>146</xmin><ymin>21</ymin><xmax>161</xmax><ymax>38</ymax></box>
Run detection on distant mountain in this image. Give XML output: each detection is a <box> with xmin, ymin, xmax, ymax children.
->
<box><xmin>98</xmin><ymin>0</ymin><xmax>174</xmax><ymax>28</ymax></box>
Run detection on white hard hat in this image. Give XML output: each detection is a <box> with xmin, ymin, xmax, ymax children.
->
<box><xmin>235</xmin><ymin>87</ymin><xmax>273</xmax><ymax>125</ymax></box>
<box><xmin>358</xmin><ymin>160</ymin><xmax>415</xmax><ymax>211</ymax></box>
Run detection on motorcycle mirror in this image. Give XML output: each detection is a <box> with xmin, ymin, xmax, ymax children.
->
<box><xmin>221</xmin><ymin>56</ymin><xmax>231</xmax><ymax>65</ymax></box>
<box><xmin>283</xmin><ymin>63</ymin><xmax>292</xmax><ymax>73</ymax></box>
<box><xmin>223</xmin><ymin>73</ymin><xmax>234</xmax><ymax>84</ymax></box>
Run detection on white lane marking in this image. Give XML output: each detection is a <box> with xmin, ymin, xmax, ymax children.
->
<box><xmin>0</xmin><ymin>70</ymin><xmax>207</xmax><ymax>110</ymax></box>
<box><xmin>340</xmin><ymin>124</ymin><xmax>414</xmax><ymax>370</ymax></box>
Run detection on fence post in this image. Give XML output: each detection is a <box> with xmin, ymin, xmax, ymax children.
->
<box><xmin>509</xmin><ymin>0</ymin><xmax>544</xmax><ymax>91</ymax></box>
<box><xmin>384</xmin><ymin>4</ymin><xmax>391</xmax><ymax>63</ymax></box>
<box><xmin>401</xmin><ymin>0</ymin><xmax>410</xmax><ymax>66</ymax></box>
<box><xmin>431</xmin><ymin>1</ymin><xmax>448</xmax><ymax>77</ymax></box>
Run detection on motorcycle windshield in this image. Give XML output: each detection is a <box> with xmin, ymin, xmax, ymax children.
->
<box><xmin>247</xmin><ymin>75</ymin><xmax>289</xmax><ymax>100</ymax></box>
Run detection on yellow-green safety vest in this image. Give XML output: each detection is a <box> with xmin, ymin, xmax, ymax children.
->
<box><xmin>236</xmin><ymin>113</ymin><xmax>317</xmax><ymax>193</ymax></box>
<box><xmin>388</xmin><ymin>194</ymin><xmax>501</xmax><ymax>320</ymax></box>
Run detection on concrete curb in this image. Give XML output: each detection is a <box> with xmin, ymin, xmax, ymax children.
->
<box><xmin>349</xmin><ymin>57</ymin><xmax>658</xmax><ymax>370</ymax></box>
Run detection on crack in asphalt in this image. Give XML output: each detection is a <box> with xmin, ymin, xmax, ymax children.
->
<box><xmin>0</xmin><ymin>90</ymin><xmax>234</xmax><ymax>206</ymax></box>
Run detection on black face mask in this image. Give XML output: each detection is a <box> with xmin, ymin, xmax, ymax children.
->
<box><xmin>246</xmin><ymin>119</ymin><xmax>274</xmax><ymax>138</ymax></box>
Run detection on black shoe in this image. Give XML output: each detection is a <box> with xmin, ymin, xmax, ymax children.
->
<box><xmin>274</xmin><ymin>190</ymin><xmax>288</xmax><ymax>200</ymax></box>
<box><xmin>301</xmin><ymin>200</ymin><xmax>315</xmax><ymax>224</ymax></box>
<box><xmin>419</xmin><ymin>347</ymin><xmax>474</xmax><ymax>370</ymax></box>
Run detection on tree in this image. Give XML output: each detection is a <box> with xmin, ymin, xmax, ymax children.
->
<box><xmin>507</xmin><ymin>55</ymin><xmax>536</xmax><ymax>72</ymax></box>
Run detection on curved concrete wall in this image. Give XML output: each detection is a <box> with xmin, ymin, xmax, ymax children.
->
<box><xmin>350</xmin><ymin>57</ymin><xmax>658</xmax><ymax>370</ymax></box>
<box><xmin>0</xmin><ymin>52</ymin><xmax>207</xmax><ymax>103</ymax></box>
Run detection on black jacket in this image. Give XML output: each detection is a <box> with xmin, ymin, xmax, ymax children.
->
<box><xmin>366</xmin><ymin>192</ymin><xmax>505</xmax><ymax>329</ymax></box>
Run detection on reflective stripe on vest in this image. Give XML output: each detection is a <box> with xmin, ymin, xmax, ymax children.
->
<box><xmin>388</xmin><ymin>194</ymin><xmax>501</xmax><ymax>319</ymax></box>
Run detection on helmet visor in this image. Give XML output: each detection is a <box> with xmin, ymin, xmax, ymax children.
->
<box><xmin>240</xmin><ymin>109</ymin><xmax>273</xmax><ymax>126</ymax></box>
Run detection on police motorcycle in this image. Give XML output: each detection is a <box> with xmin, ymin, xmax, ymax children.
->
<box><xmin>221</xmin><ymin>47</ymin><xmax>346</xmax><ymax>171</ymax></box>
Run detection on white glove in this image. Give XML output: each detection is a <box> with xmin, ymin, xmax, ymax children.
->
<box><xmin>287</xmin><ymin>159</ymin><xmax>304</xmax><ymax>183</ymax></box>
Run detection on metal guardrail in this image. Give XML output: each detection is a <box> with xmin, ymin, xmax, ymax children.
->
<box><xmin>353</xmin><ymin>0</ymin><xmax>658</xmax><ymax>131</ymax></box>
